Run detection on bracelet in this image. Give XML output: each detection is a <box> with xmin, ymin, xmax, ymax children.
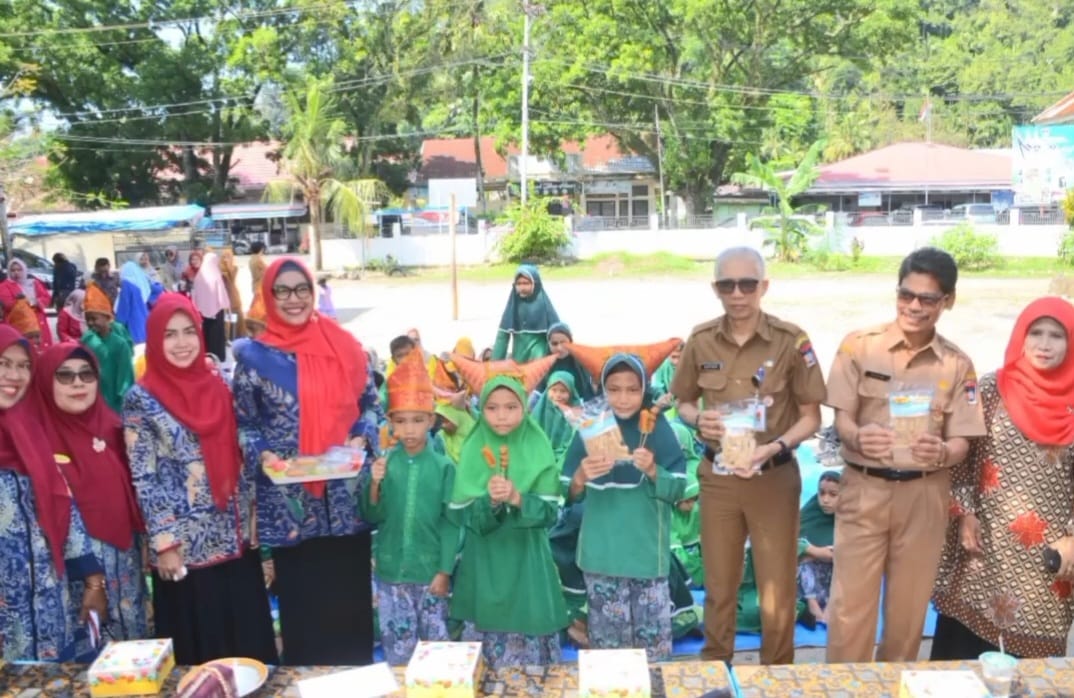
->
<box><xmin>936</xmin><ymin>440</ymin><xmax>948</xmax><ymax>468</ymax></box>
<box><xmin>84</xmin><ymin>578</ymin><xmax>107</xmax><ymax>591</ymax></box>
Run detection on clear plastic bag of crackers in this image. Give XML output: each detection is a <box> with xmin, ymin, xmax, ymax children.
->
<box><xmin>888</xmin><ymin>386</ymin><xmax>943</xmax><ymax>469</ymax></box>
<box><xmin>566</xmin><ymin>396</ymin><xmax>630</xmax><ymax>461</ymax></box>
<box><xmin>717</xmin><ymin>399</ymin><xmax>760</xmax><ymax>478</ymax></box>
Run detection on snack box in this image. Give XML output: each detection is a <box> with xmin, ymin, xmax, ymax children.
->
<box><xmin>578</xmin><ymin>648</ymin><xmax>651</xmax><ymax>698</ymax></box>
<box><xmin>88</xmin><ymin>638</ymin><xmax>176</xmax><ymax>697</ymax></box>
<box><xmin>405</xmin><ymin>641</ymin><xmax>483</xmax><ymax>698</ymax></box>
<box><xmin>262</xmin><ymin>446</ymin><xmax>365</xmax><ymax>485</ymax></box>
<box><xmin>897</xmin><ymin>670</ymin><xmax>989</xmax><ymax>698</ymax></box>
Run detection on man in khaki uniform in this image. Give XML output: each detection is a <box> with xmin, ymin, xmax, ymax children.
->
<box><xmin>672</xmin><ymin>246</ymin><xmax>825</xmax><ymax>665</ymax></box>
<box><xmin>825</xmin><ymin>247</ymin><xmax>986</xmax><ymax>663</ymax></box>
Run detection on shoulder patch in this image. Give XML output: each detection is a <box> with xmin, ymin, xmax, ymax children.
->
<box><xmin>964</xmin><ymin>369</ymin><xmax>978</xmax><ymax>405</ymax></box>
<box><xmin>796</xmin><ymin>333</ymin><xmax>818</xmax><ymax>368</ymax></box>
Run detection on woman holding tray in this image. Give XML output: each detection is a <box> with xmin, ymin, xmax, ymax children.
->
<box><xmin>932</xmin><ymin>297</ymin><xmax>1074</xmax><ymax>658</ymax></box>
<box><xmin>232</xmin><ymin>258</ymin><xmax>382</xmax><ymax>665</ymax></box>
<box><xmin>124</xmin><ymin>294</ymin><xmax>277</xmax><ymax>666</ymax></box>
<box><xmin>0</xmin><ymin>326</ymin><xmax>107</xmax><ymax>661</ymax></box>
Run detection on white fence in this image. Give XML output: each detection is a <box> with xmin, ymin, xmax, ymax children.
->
<box><xmin>321</xmin><ymin>221</ymin><xmax>1069</xmax><ymax>269</ymax></box>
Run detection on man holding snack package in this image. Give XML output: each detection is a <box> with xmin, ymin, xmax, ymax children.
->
<box><xmin>672</xmin><ymin>246</ymin><xmax>825</xmax><ymax>666</ymax></box>
<box><xmin>824</xmin><ymin>246</ymin><xmax>986</xmax><ymax>663</ymax></box>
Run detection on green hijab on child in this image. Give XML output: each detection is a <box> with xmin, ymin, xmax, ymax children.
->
<box><xmin>531</xmin><ymin>370</ymin><xmax>581</xmax><ymax>463</ymax></box>
<box><xmin>491</xmin><ymin>265</ymin><xmax>560</xmax><ymax>363</ymax></box>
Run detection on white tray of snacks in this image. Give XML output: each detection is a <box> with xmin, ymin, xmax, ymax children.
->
<box><xmin>262</xmin><ymin>446</ymin><xmax>365</xmax><ymax>485</ymax></box>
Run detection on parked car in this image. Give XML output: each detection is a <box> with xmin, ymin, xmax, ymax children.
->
<box><xmin>0</xmin><ymin>248</ymin><xmax>83</xmax><ymax>291</ymax></box>
<box><xmin>847</xmin><ymin>211</ymin><xmax>891</xmax><ymax>227</ymax></box>
<box><xmin>948</xmin><ymin>203</ymin><xmax>996</xmax><ymax>224</ymax></box>
<box><xmin>890</xmin><ymin>204</ymin><xmax>945</xmax><ymax>225</ymax></box>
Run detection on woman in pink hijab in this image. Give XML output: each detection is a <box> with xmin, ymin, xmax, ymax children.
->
<box><xmin>191</xmin><ymin>252</ymin><xmax>231</xmax><ymax>362</ymax></box>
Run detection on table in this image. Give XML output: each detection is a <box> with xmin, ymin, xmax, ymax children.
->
<box><xmin>0</xmin><ymin>659</ymin><xmax>734</xmax><ymax>697</ymax></box>
<box><xmin>733</xmin><ymin>658</ymin><xmax>1074</xmax><ymax>697</ymax></box>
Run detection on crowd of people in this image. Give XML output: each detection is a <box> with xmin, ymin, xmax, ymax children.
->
<box><xmin>1</xmin><ymin>243</ymin><xmax>1072</xmax><ymax>675</ymax></box>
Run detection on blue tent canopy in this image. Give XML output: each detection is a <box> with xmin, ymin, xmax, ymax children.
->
<box><xmin>10</xmin><ymin>204</ymin><xmax>208</xmax><ymax>237</ymax></box>
<box><xmin>209</xmin><ymin>202</ymin><xmax>307</xmax><ymax>222</ymax></box>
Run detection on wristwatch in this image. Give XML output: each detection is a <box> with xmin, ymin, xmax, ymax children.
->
<box><xmin>773</xmin><ymin>438</ymin><xmax>791</xmax><ymax>457</ymax></box>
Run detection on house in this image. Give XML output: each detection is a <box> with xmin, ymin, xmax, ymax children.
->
<box><xmin>796</xmin><ymin>142</ymin><xmax>1013</xmax><ymax>214</ymax></box>
<box><xmin>415</xmin><ymin>135</ymin><xmax>659</xmax><ymax>223</ymax></box>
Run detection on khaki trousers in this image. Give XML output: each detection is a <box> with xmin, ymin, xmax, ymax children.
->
<box><xmin>826</xmin><ymin>466</ymin><xmax>950</xmax><ymax>663</ymax></box>
<box><xmin>699</xmin><ymin>460</ymin><xmax>801</xmax><ymax>665</ymax></box>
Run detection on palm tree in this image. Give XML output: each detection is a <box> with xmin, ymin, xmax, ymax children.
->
<box><xmin>731</xmin><ymin>140</ymin><xmax>827</xmax><ymax>263</ymax></box>
<box><xmin>264</xmin><ymin>78</ymin><xmax>387</xmax><ymax>271</ymax></box>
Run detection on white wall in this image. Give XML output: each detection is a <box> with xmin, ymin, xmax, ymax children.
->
<box><xmin>321</xmin><ymin>223</ymin><xmax>1070</xmax><ymax>269</ymax></box>
<box><xmin>14</xmin><ymin>233</ymin><xmax>116</xmax><ymax>271</ymax></box>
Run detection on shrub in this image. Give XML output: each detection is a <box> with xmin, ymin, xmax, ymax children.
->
<box><xmin>1060</xmin><ymin>230</ymin><xmax>1074</xmax><ymax>266</ymax></box>
<box><xmin>497</xmin><ymin>197</ymin><xmax>571</xmax><ymax>263</ymax></box>
<box><xmin>804</xmin><ymin>246</ymin><xmax>853</xmax><ymax>271</ymax></box>
<box><xmin>931</xmin><ymin>223</ymin><xmax>999</xmax><ymax>271</ymax></box>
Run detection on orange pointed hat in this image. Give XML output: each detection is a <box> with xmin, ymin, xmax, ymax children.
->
<box><xmin>84</xmin><ymin>282</ymin><xmax>114</xmax><ymax>318</ymax></box>
<box><xmin>451</xmin><ymin>353</ymin><xmax>556</xmax><ymax>395</ymax></box>
<box><xmin>6</xmin><ymin>298</ymin><xmax>38</xmax><ymax>336</ymax></box>
<box><xmin>246</xmin><ymin>291</ymin><xmax>267</xmax><ymax>327</ymax></box>
<box><xmin>567</xmin><ymin>337</ymin><xmax>683</xmax><ymax>379</ymax></box>
<box><xmin>387</xmin><ymin>349</ymin><xmax>436</xmax><ymax>414</ymax></box>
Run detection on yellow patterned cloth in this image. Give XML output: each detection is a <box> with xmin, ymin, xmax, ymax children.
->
<box><xmin>734</xmin><ymin>658</ymin><xmax>1074</xmax><ymax>697</ymax></box>
<box><xmin>0</xmin><ymin>659</ymin><xmax>734</xmax><ymax>697</ymax></box>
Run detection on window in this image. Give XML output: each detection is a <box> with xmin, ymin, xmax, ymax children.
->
<box><xmin>631</xmin><ymin>184</ymin><xmax>649</xmax><ymax>197</ymax></box>
<box><xmin>586</xmin><ymin>200</ymin><xmax>616</xmax><ymax>217</ymax></box>
<box><xmin>632</xmin><ymin>200</ymin><xmax>649</xmax><ymax>217</ymax></box>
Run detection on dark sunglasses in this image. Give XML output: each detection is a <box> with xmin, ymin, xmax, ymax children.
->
<box><xmin>895</xmin><ymin>287</ymin><xmax>947</xmax><ymax>308</ymax></box>
<box><xmin>715</xmin><ymin>278</ymin><xmax>761</xmax><ymax>295</ymax></box>
<box><xmin>55</xmin><ymin>368</ymin><xmax>98</xmax><ymax>385</ymax></box>
<box><xmin>272</xmin><ymin>283</ymin><xmax>313</xmax><ymax>301</ymax></box>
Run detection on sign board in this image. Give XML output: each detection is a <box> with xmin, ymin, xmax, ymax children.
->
<box><xmin>1012</xmin><ymin>125</ymin><xmax>1074</xmax><ymax>206</ymax></box>
<box><xmin>857</xmin><ymin>192</ymin><xmax>882</xmax><ymax>207</ymax></box>
<box><xmin>586</xmin><ymin>180</ymin><xmax>632</xmax><ymax>195</ymax></box>
<box><xmin>428</xmin><ymin>178</ymin><xmax>478</xmax><ymax>209</ymax></box>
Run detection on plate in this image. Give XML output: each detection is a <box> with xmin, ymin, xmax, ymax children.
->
<box><xmin>262</xmin><ymin>446</ymin><xmax>365</xmax><ymax>485</ymax></box>
<box><xmin>177</xmin><ymin>657</ymin><xmax>269</xmax><ymax>697</ymax></box>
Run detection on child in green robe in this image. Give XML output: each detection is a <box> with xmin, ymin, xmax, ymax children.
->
<box><xmin>450</xmin><ymin>374</ymin><xmax>566</xmax><ymax>669</ymax></box>
<box><xmin>669</xmin><ymin>421</ymin><xmax>704</xmax><ymax>588</ymax></box>
<box><xmin>82</xmin><ymin>282</ymin><xmax>134</xmax><ymax>414</ymax></box>
<box><xmin>532</xmin><ymin>370</ymin><xmax>582</xmax><ymax>464</ymax></box>
<box><xmin>491</xmin><ymin>265</ymin><xmax>559</xmax><ymax>363</ymax></box>
<box><xmin>360</xmin><ymin>351</ymin><xmax>459</xmax><ymax>665</ymax></box>
<box><xmin>562</xmin><ymin>353</ymin><xmax>687</xmax><ymax>661</ymax></box>
<box><xmin>433</xmin><ymin>403</ymin><xmax>476</xmax><ymax>465</ymax></box>
<box><xmin>798</xmin><ymin>470</ymin><xmax>839</xmax><ymax>626</ymax></box>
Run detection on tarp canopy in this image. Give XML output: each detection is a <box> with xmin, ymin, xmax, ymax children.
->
<box><xmin>10</xmin><ymin>204</ymin><xmax>208</xmax><ymax>237</ymax></box>
<box><xmin>209</xmin><ymin>202</ymin><xmax>307</xmax><ymax>222</ymax></box>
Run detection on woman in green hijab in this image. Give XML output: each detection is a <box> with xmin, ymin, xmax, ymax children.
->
<box><xmin>561</xmin><ymin>353</ymin><xmax>687</xmax><ymax>661</ymax></box>
<box><xmin>450</xmin><ymin>375</ymin><xmax>566</xmax><ymax>668</ymax></box>
<box><xmin>490</xmin><ymin>265</ymin><xmax>560</xmax><ymax>363</ymax></box>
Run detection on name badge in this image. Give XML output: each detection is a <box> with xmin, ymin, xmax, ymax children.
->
<box><xmin>701</xmin><ymin>361</ymin><xmax>723</xmax><ymax>371</ymax></box>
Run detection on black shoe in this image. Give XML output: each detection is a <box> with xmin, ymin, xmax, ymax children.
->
<box><xmin>797</xmin><ymin>606</ymin><xmax>817</xmax><ymax>631</ymax></box>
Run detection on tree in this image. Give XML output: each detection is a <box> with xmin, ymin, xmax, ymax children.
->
<box><xmin>731</xmin><ymin>140</ymin><xmax>827</xmax><ymax>262</ymax></box>
<box><xmin>264</xmin><ymin>79</ymin><xmax>387</xmax><ymax>271</ymax></box>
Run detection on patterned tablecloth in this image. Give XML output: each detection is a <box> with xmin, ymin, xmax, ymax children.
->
<box><xmin>0</xmin><ymin>659</ymin><xmax>734</xmax><ymax>697</ymax></box>
<box><xmin>733</xmin><ymin>658</ymin><xmax>1074</xmax><ymax>697</ymax></box>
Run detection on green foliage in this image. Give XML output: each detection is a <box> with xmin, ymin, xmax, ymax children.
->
<box><xmin>497</xmin><ymin>197</ymin><xmax>571</xmax><ymax>264</ymax></box>
<box><xmin>1058</xmin><ymin>230</ymin><xmax>1074</xmax><ymax>266</ymax></box>
<box><xmin>732</xmin><ymin>141</ymin><xmax>827</xmax><ymax>262</ymax></box>
<box><xmin>1062</xmin><ymin>189</ymin><xmax>1074</xmax><ymax>227</ymax></box>
<box><xmin>931</xmin><ymin>224</ymin><xmax>1000</xmax><ymax>271</ymax></box>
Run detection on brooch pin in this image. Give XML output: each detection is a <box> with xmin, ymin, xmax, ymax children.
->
<box><xmin>92</xmin><ymin>438</ymin><xmax>106</xmax><ymax>453</ymax></box>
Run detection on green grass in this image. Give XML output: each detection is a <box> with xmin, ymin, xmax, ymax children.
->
<box><xmin>360</xmin><ymin>253</ymin><xmax>1071</xmax><ymax>283</ymax></box>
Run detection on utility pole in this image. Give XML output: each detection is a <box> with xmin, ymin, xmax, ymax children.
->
<box><xmin>449</xmin><ymin>194</ymin><xmax>459</xmax><ymax>321</ymax></box>
<box><xmin>654</xmin><ymin>104</ymin><xmax>667</xmax><ymax>228</ymax></box>
<box><xmin>520</xmin><ymin>2</ymin><xmax>540</xmax><ymax>205</ymax></box>
<box><xmin>0</xmin><ymin>184</ymin><xmax>10</xmax><ymax>264</ymax></box>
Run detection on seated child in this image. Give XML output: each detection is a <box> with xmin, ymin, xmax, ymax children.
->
<box><xmin>359</xmin><ymin>351</ymin><xmax>458</xmax><ymax>665</ymax></box>
<box><xmin>798</xmin><ymin>470</ymin><xmax>840</xmax><ymax>626</ymax></box>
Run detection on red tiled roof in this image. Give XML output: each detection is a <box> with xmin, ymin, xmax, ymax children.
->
<box><xmin>418</xmin><ymin>134</ymin><xmax>647</xmax><ymax>182</ymax></box>
<box><xmin>156</xmin><ymin>141</ymin><xmax>283</xmax><ymax>188</ymax></box>
<box><xmin>808</xmin><ymin>142</ymin><xmax>1011</xmax><ymax>193</ymax></box>
<box><xmin>1033</xmin><ymin>91</ymin><xmax>1074</xmax><ymax>125</ymax></box>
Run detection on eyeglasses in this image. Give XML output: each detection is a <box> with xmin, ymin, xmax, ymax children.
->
<box><xmin>271</xmin><ymin>283</ymin><xmax>313</xmax><ymax>301</ymax></box>
<box><xmin>715</xmin><ymin>278</ymin><xmax>761</xmax><ymax>295</ymax></box>
<box><xmin>55</xmin><ymin>368</ymin><xmax>99</xmax><ymax>385</ymax></box>
<box><xmin>0</xmin><ymin>358</ymin><xmax>31</xmax><ymax>376</ymax></box>
<box><xmin>895</xmin><ymin>287</ymin><xmax>947</xmax><ymax>308</ymax></box>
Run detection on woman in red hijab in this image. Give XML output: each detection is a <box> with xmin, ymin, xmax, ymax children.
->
<box><xmin>933</xmin><ymin>297</ymin><xmax>1074</xmax><ymax>659</ymax></box>
<box><xmin>32</xmin><ymin>343</ymin><xmax>148</xmax><ymax>646</ymax></box>
<box><xmin>122</xmin><ymin>294</ymin><xmax>276</xmax><ymax>666</ymax></box>
<box><xmin>0</xmin><ymin>327</ymin><xmax>106</xmax><ymax>661</ymax></box>
<box><xmin>232</xmin><ymin>257</ymin><xmax>382</xmax><ymax>665</ymax></box>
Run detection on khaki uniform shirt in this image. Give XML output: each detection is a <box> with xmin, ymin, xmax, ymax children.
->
<box><xmin>826</xmin><ymin>322</ymin><xmax>986</xmax><ymax>469</ymax></box>
<box><xmin>671</xmin><ymin>312</ymin><xmax>827</xmax><ymax>450</ymax></box>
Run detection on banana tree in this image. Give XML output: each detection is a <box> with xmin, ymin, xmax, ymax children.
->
<box><xmin>731</xmin><ymin>140</ymin><xmax>827</xmax><ymax>263</ymax></box>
